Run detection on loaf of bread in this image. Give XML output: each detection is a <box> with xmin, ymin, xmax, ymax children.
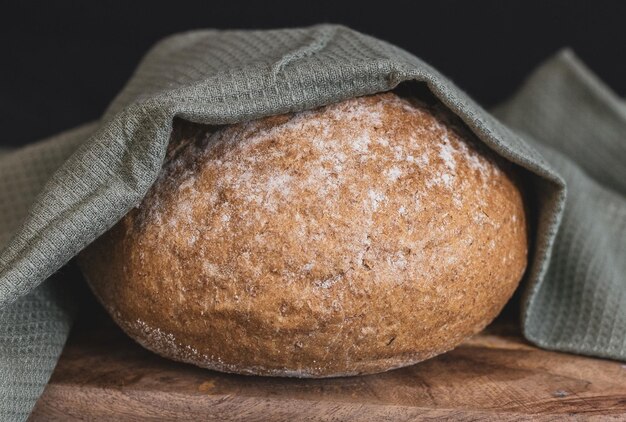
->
<box><xmin>79</xmin><ymin>92</ymin><xmax>528</xmax><ymax>377</ymax></box>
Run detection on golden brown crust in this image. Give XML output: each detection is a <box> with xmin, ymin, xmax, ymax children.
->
<box><xmin>79</xmin><ymin>92</ymin><xmax>528</xmax><ymax>377</ymax></box>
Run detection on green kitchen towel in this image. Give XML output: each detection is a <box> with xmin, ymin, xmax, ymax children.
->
<box><xmin>494</xmin><ymin>49</ymin><xmax>626</xmax><ymax>357</ymax></box>
<box><xmin>0</xmin><ymin>124</ymin><xmax>95</xmax><ymax>420</ymax></box>
<box><xmin>0</xmin><ymin>25</ymin><xmax>624</xmax><ymax>421</ymax></box>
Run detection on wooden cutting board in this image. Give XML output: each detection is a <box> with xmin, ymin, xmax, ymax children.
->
<box><xmin>31</xmin><ymin>302</ymin><xmax>626</xmax><ymax>421</ymax></box>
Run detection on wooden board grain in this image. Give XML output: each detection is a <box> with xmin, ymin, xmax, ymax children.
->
<box><xmin>30</xmin><ymin>303</ymin><xmax>626</xmax><ymax>421</ymax></box>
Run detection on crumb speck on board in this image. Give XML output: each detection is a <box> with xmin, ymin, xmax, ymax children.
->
<box><xmin>552</xmin><ymin>390</ymin><xmax>570</xmax><ymax>398</ymax></box>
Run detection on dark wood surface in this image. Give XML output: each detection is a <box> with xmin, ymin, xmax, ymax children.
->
<box><xmin>31</xmin><ymin>303</ymin><xmax>626</xmax><ymax>421</ymax></box>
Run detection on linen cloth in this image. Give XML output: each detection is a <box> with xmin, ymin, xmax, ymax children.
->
<box><xmin>0</xmin><ymin>25</ymin><xmax>623</xmax><ymax>420</ymax></box>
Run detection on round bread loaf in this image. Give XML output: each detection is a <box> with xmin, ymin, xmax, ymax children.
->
<box><xmin>79</xmin><ymin>92</ymin><xmax>528</xmax><ymax>377</ymax></box>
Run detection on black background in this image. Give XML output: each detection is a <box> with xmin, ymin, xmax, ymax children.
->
<box><xmin>1</xmin><ymin>1</ymin><xmax>625</xmax><ymax>148</ymax></box>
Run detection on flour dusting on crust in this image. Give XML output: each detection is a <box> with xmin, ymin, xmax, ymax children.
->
<box><xmin>82</xmin><ymin>92</ymin><xmax>528</xmax><ymax>378</ymax></box>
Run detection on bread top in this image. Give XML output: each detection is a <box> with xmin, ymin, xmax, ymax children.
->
<box><xmin>80</xmin><ymin>92</ymin><xmax>528</xmax><ymax>377</ymax></box>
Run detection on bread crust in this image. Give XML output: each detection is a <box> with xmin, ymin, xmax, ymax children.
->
<box><xmin>79</xmin><ymin>92</ymin><xmax>528</xmax><ymax>377</ymax></box>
